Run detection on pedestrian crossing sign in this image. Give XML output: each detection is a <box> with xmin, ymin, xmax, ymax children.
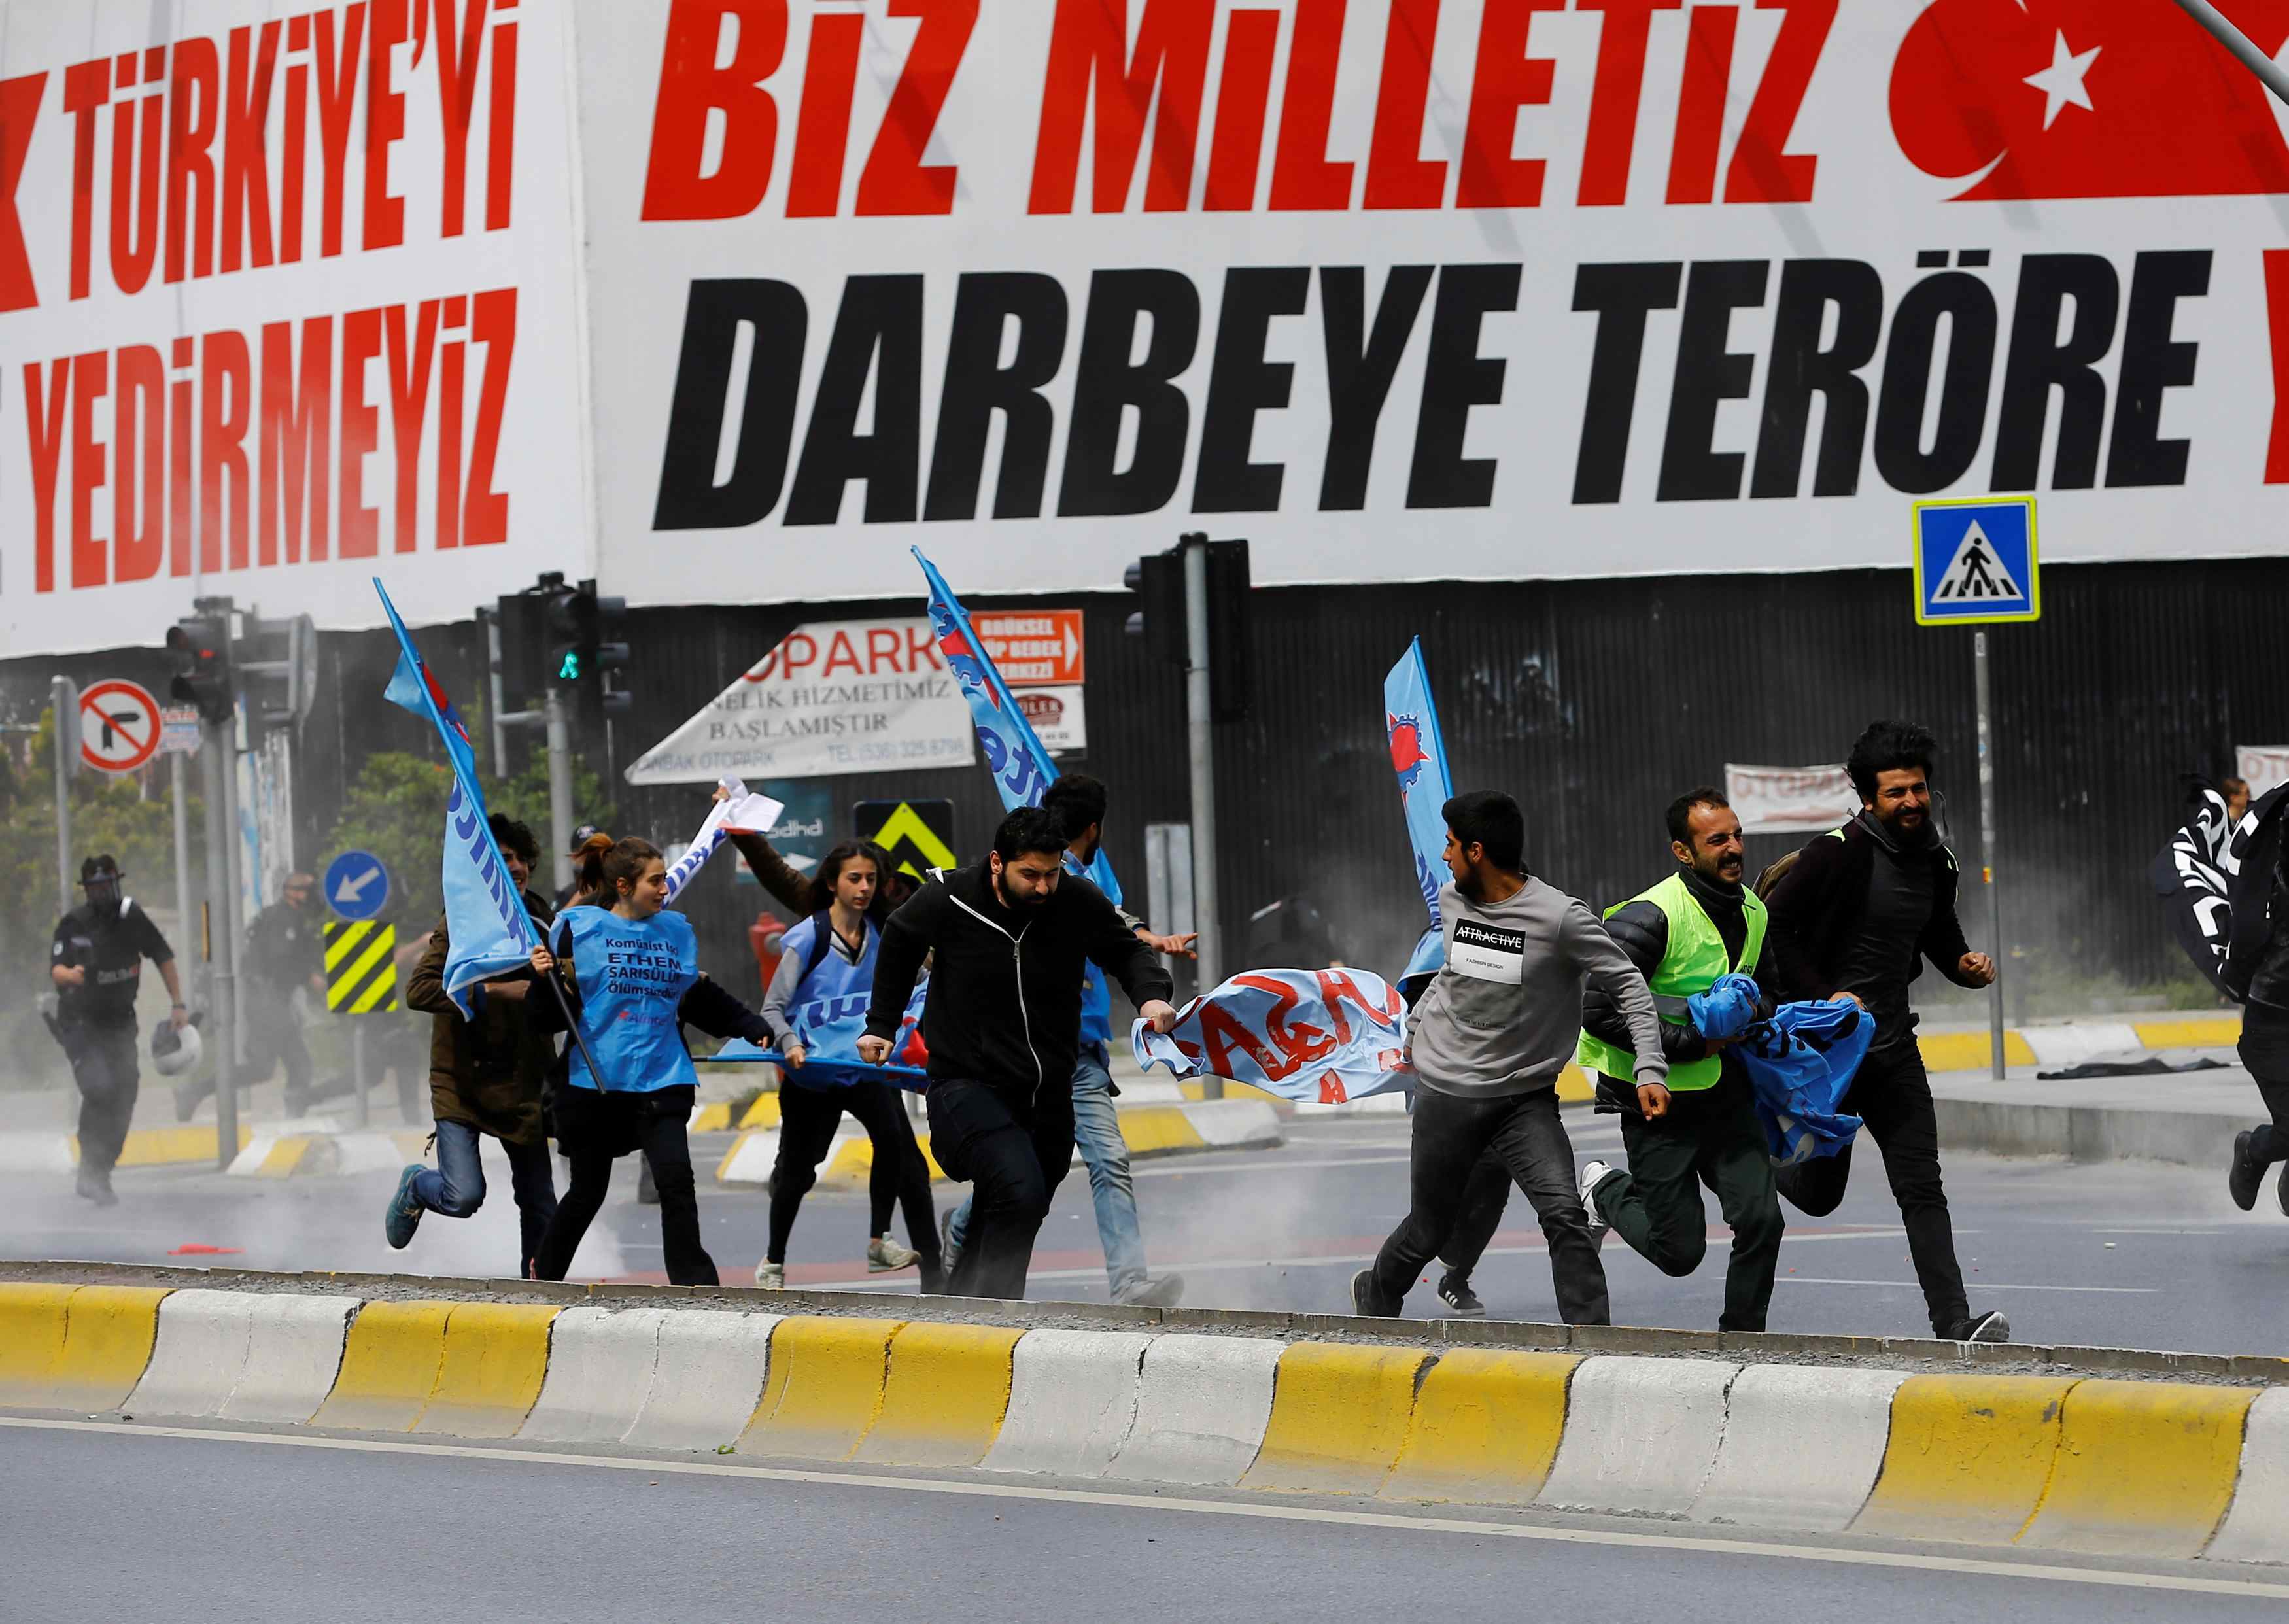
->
<box><xmin>1912</xmin><ymin>496</ymin><xmax>2040</xmax><ymax>626</ymax></box>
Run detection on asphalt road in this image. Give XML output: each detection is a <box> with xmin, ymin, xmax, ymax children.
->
<box><xmin>7</xmin><ymin>1421</ymin><xmax>2285</xmax><ymax>1623</ymax></box>
<box><xmin>6</xmin><ymin>1111</ymin><xmax>2287</xmax><ymax>1354</ymax></box>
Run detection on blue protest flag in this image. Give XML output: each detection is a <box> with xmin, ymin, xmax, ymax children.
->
<box><xmin>372</xmin><ymin>579</ymin><xmax>538</xmax><ymax>1018</ymax></box>
<box><xmin>1385</xmin><ymin>639</ymin><xmax>1454</xmax><ymax>993</ymax></box>
<box><xmin>912</xmin><ymin>548</ymin><xmax>1131</xmax><ymax>1044</ymax></box>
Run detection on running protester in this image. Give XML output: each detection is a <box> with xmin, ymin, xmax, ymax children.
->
<box><xmin>861</xmin><ymin>806</ymin><xmax>1178</xmax><ymax>1300</ymax></box>
<box><xmin>940</xmin><ymin>775</ymin><xmax>1192</xmax><ymax>1308</ymax></box>
<box><xmin>526</xmin><ymin>837</ymin><xmax>775</xmax><ymax>1286</ymax></box>
<box><xmin>1763</xmin><ymin>721</ymin><xmax>2009</xmax><ymax>1343</ymax></box>
<box><xmin>753</xmin><ymin>839</ymin><xmax>942</xmax><ymax>1291</ymax></box>
<box><xmin>1574</xmin><ymin>789</ymin><xmax>1789</xmax><ymax>1333</ymax></box>
<box><xmin>48</xmin><ymin>855</ymin><xmax>187</xmax><ymax>1205</ymax></box>
<box><xmin>386</xmin><ymin>814</ymin><xmax>560</xmax><ymax>1276</ymax></box>
<box><xmin>1352</xmin><ymin>792</ymin><xmax>1658</xmax><ymax>1324</ymax></box>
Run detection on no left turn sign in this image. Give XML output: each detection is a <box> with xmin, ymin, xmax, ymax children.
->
<box><xmin>79</xmin><ymin>679</ymin><xmax>162</xmax><ymax>774</ymax></box>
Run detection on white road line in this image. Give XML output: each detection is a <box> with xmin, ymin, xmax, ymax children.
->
<box><xmin>782</xmin><ymin>1228</ymin><xmax>1913</xmax><ymax>1292</ymax></box>
<box><xmin>4</xmin><ymin>1417</ymin><xmax>2282</xmax><ymax>1601</ymax></box>
<box><xmin>1134</xmin><ymin>1153</ymin><xmax>1413</xmax><ymax>1177</ymax></box>
<box><xmin>1776</xmin><ymin>1277</ymin><xmax>2159</xmax><ymax>1295</ymax></box>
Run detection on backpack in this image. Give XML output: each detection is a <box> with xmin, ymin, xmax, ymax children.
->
<box><xmin>1754</xmin><ymin>827</ymin><xmax>1848</xmax><ymax>900</ymax></box>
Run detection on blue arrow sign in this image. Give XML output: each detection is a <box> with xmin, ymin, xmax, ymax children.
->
<box><xmin>324</xmin><ymin>849</ymin><xmax>392</xmax><ymax>922</ymax></box>
<box><xmin>1913</xmin><ymin>496</ymin><xmax>2040</xmax><ymax>626</ymax></box>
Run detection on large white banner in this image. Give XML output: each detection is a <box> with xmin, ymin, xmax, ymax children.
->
<box><xmin>1725</xmin><ymin>761</ymin><xmax>1857</xmax><ymax>835</ymax></box>
<box><xmin>574</xmin><ymin>0</ymin><xmax>2289</xmax><ymax>608</ymax></box>
<box><xmin>0</xmin><ymin>0</ymin><xmax>589</xmax><ymax>656</ymax></box>
<box><xmin>623</xmin><ymin>616</ymin><xmax>974</xmax><ymax>782</ymax></box>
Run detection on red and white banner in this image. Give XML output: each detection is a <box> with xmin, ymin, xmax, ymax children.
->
<box><xmin>0</xmin><ymin>0</ymin><xmax>586</xmax><ymax>655</ymax></box>
<box><xmin>14</xmin><ymin>1</ymin><xmax>2289</xmax><ymax>653</ymax></box>
<box><xmin>1725</xmin><ymin>761</ymin><xmax>1857</xmax><ymax>834</ymax></box>
<box><xmin>577</xmin><ymin>0</ymin><xmax>2289</xmax><ymax>610</ymax></box>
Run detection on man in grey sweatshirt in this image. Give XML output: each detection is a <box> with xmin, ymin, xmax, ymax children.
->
<box><xmin>1354</xmin><ymin>791</ymin><xmax>1666</xmax><ymax>1324</ymax></box>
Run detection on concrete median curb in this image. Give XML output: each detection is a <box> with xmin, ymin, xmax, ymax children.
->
<box><xmin>715</xmin><ymin>1097</ymin><xmax>1282</xmax><ymax>1188</ymax></box>
<box><xmin>7</xmin><ymin>1275</ymin><xmax>2288</xmax><ymax>1567</ymax></box>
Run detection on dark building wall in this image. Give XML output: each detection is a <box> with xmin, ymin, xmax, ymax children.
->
<box><xmin>9</xmin><ymin>557</ymin><xmax>2286</xmax><ymax>1006</ymax></box>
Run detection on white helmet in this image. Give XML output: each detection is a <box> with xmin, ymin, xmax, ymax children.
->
<box><xmin>152</xmin><ymin>1018</ymin><xmax>203</xmax><ymax>1077</ymax></box>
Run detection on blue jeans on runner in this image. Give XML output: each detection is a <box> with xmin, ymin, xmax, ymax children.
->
<box><xmin>411</xmin><ymin>1120</ymin><xmax>560</xmax><ymax>1273</ymax></box>
<box><xmin>948</xmin><ymin>1046</ymin><xmax>1147</xmax><ymax>1296</ymax></box>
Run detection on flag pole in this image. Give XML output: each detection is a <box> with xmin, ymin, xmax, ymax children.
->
<box><xmin>2170</xmin><ymin>0</ymin><xmax>2289</xmax><ymax>105</ymax></box>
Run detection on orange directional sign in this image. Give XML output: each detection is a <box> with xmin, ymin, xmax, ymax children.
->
<box><xmin>971</xmin><ymin>610</ymin><xmax>1084</xmax><ymax>686</ymax></box>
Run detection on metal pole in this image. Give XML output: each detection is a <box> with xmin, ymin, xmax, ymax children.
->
<box><xmin>171</xmin><ymin>749</ymin><xmax>197</xmax><ymax>1010</ymax></box>
<box><xmin>2169</xmin><ymin>0</ymin><xmax>2289</xmax><ymax>105</ymax></box>
<box><xmin>201</xmin><ymin>731</ymin><xmax>240</xmax><ymax>1167</ymax></box>
<box><xmin>1975</xmin><ymin>631</ymin><xmax>2005</xmax><ymax>1081</ymax></box>
<box><xmin>224</xmin><ymin>706</ymin><xmax>249</xmax><ymax>1082</ymax></box>
<box><xmin>351</xmin><ymin>1021</ymin><xmax>369</xmax><ymax>1129</ymax></box>
<box><xmin>1183</xmin><ymin>538</ymin><xmax>1223</xmax><ymax>1101</ymax></box>
<box><xmin>485</xmin><ymin>610</ymin><xmax>511</xmax><ymax>780</ymax></box>
<box><xmin>545</xmin><ymin>688</ymin><xmax>574</xmax><ymax>894</ymax></box>
<box><xmin>51</xmin><ymin>676</ymin><xmax>75</xmax><ymax>917</ymax></box>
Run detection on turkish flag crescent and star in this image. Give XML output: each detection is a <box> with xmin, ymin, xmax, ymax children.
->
<box><xmin>1890</xmin><ymin>0</ymin><xmax>2289</xmax><ymax>199</ymax></box>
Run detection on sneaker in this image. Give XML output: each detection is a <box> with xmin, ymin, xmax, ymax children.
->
<box><xmin>868</xmin><ymin>1237</ymin><xmax>920</xmax><ymax>1273</ymax></box>
<box><xmin>753</xmin><ymin>1260</ymin><xmax>785</xmax><ymax>1289</ymax></box>
<box><xmin>1941</xmin><ymin>1309</ymin><xmax>2012</xmax><ymax>1343</ymax></box>
<box><xmin>383</xmin><ymin>1165</ymin><xmax>424</xmax><ymax>1249</ymax></box>
<box><xmin>1577</xmin><ymin>1160</ymin><xmax>1614</xmax><ymax>1235</ymax></box>
<box><xmin>75</xmin><ymin>1166</ymin><xmax>118</xmax><ymax>1207</ymax></box>
<box><xmin>1351</xmin><ymin>1268</ymin><xmax>1398</xmax><ymax>1318</ymax></box>
<box><xmin>1113</xmin><ymin>1273</ymin><xmax>1186</xmax><ymax>1309</ymax></box>
<box><xmin>938</xmin><ymin>1208</ymin><xmax>963</xmax><ymax>1277</ymax></box>
<box><xmin>1436</xmin><ymin>1271</ymin><xmax>1485</xmax><ymax>1317</ymax></box>
<box><xmin>2230</xmin><ymin>1130</ymin><xmax>2265</xmax><ymax>1211</ymax></box>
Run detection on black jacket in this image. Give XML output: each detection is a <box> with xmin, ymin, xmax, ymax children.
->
<box><xmin>1763</xmin><ymin>813</ymin><xmax>1981</xmax><ymax>1005</ymax></box>
<box><xmin>1578</xmin><ymin>869</ymin><xmax>1770</xmax><ymax>1113</ymax></box>
<box><xmin>867</xmin><ymin>861</ymin><xmax>1172</xmax><ymax>1091</ymax></box>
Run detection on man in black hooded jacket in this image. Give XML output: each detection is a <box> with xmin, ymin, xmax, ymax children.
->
<box><xmin>862</xmin><ymin>806</ymin><xmax>1177</xmax><ymax>1300</ymax></box>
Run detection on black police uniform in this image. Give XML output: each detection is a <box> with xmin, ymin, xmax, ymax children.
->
<box><xmin>240</xmin><ymin>897</ymin><xmax>324</xmax><ymax>1111</ymax></box>
<box><xmin>50</xmin><ymin>897</ymin><xmax>174</xmax><ymax>1174</ymax></box>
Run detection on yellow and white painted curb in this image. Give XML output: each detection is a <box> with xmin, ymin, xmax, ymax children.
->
<box><xmin>5</xmin><ymin>1279</ymin><xmax>2285</xmax><ymax>1567</ymax></box>
<box><xmin>225</xmin><ymin>1130</ymin><xmax>433</xmax><ymax>1179</ymax></box>
<box><xmin>1918</xmin><ymin>1012</ymin><xmax>2242</xmax><ymax>1073</ymax></box>
<box><xmin>0</xmin><ymin>1126</ymin><xmax>253</xmax><ymax>1173</ymax></box>
<box><xmin>715</xmin><ymin>1097</ymin><xmax>1282</xmax><ymax>1187</ymax></box>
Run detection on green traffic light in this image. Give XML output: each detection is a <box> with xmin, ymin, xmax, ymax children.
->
<box><xmin>558</xmin><ymin>650</ymin><xmax>582</xmax><ymax>681</ymax></box>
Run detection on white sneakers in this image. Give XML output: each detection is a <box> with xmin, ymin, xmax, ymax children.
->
<box><xmin>868</xmin><ymin>1237</ymin><xmax>921</xmax><ymax>1273</ymax></box>
<box><xmin>753</xmin><ymin>1260</ymin><xmax>785</xmax><ymax>1289</ymax></box>
<box><xmin>1577</xmin><ymin>1160</ymin><xmax>1614</xmax><ymax>1234</ymax></box>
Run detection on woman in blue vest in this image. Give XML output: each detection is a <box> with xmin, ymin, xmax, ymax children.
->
<box><xmin>526</xmin><ymin>836</ymin><xmax>773</xmax><ymax>1286</ymax></box>
<box><xmin>754</xmin><ymin>840</ymin><xmax>943</xmax><ymax>1292</ymax></box>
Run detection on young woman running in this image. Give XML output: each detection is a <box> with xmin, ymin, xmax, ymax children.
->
<box><xmin>753</xmin><ymin>840</ymin><xmax>943</xmax><ymax>1292</ymax></box>
<box><xmin>526</xmin><ymin>837</ymin><xmax>772</xmax><ymax>1286</ymax></box>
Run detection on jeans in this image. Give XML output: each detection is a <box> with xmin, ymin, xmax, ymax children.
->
<box><xmin>768</xmin><ymin>1079</ymin><xmax>941</xmax><ymax>1269</ymax></box>
<box><xmin>1594</xmin><ymin>1070</ymin><xmax>1785</xmax><ymax>1332</ymax></box>
<box><xmin>947</xmin><ymin>1047</ymin><xmax>1145</xmax><ymax>1295</ymax></box>
<box><xmin>65</xmin><ymin>1025</ymin><xmax>139</xmax><ymax>1173</ymax></box>
<box><xmin>1366</xmin><ymin>1087</ymin><xmax>1610</xmax><ymax>1324</ymax></box>
<box><xmin>532</xmin><ymin>1086</ymin><xmax>717</xmax><ymax>1287</ymax></box>
<box><xmin>1773</xmin><ymin>1041</ymin><xmax>1966</xmax><ymax>1335</ymax></box>
<box><xmin>926</xmin><ymin>1072</ymin><xmax>1075</xmax><ymax>1300</ymax></box>
<box><xmin>411</xmin><ymin>1120</ymin><xmax>560</xmax><ymax>1275</ymax></box>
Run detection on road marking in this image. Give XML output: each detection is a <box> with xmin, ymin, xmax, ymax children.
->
<box><xmin>1134</xmin><ymin>1153</ymin><xmax>1413</xmax><ymax>1177</ymax></box>
<box><xmin>781</xmin><ymin>1228</ymin><xmax>1913</xmax><ymax>1292</ymax></box>
<box><xmin>5</xmin><ymin>1416</ymin><xmax>2284</xmax><ymax>1600</ymax></box>
<box><xmin>1776</xmin><ymin>1277</ymin><xmax>2158</xmax><ymax>1295</ymax></box>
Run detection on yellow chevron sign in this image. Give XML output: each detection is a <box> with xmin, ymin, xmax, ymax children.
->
<box><xmin>856</xmin><ymin>799</ymin><xmax>957</xmax><ymax>880</ymax></box>
<box><xmin>322</xmin><ymin>920</ymin><xmax>400</xmax><ymax>1014</ymax></box>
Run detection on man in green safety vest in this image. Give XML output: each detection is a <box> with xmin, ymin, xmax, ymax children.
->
<box><xmin>1575</xmin><ymin>787</ymin><xmax>1787</xmax><ymax>1332</ymax></box>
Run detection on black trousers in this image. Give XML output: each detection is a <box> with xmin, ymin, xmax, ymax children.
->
<box><xmin>1594</xmin><ymin>1072</ymin><xmax>1785</xmax><ymax>1332</ymax></box>
<box><xmin>769</xmin><ymin>1080</ymin><xmax>940</xmax><ymax>1268</ymax></box>
<box><xmin>1368</xmin><ymin>1088</ymin><xmax>1610</xmax><ymax>1324</ymax></box>
<box><xmin>532</xmin><ymin>1085</ymin><xmax>717</xmax><ymax>1286</ymax></box>
<box><xmin>1774</xmin><ymin>1041</ymin><xmax>1966</xmax><ymax>1335</ymax></box>
<box><xmin>1439</xmin><ymin>1154</ymin><xmax>1513</xmax><ymax>1277</ymax></box>
<box><xmin>2240</xmin><ymin>1004</ymin><xmax>2289</xmax><ymax>1164</ymax></box>
<box><xmin>925</xmin><ymin>1074</ymin><xmax>1075</xmax><ymax>1300</ymax></box>
<box><xmin>65</xmin><ymin>1025</ymin><xmax>139</xmax><ymax>1173</ymax></box>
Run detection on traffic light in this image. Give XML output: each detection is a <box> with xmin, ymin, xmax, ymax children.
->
<box><xmin>543</xmin><ymin>574</ymin><xmax>585</xmax><ymax>688</ymax></box>
<box><xmin>235</xmin><ymin>610</ymin><xmax>316</xmax><ymax>736</ymax></box>
<box><xmin>1123</xmin><ymin>534</ymin><xmax>1250</xmax><ymax>719</ymax></box>
<box><xmin>165</xmin><ymin>604</ymin><xmax>234</xmax><ymax>727</ymax></box>
<box><xmin>1123</xmin><ymin>546</ymin><xmax>1186</xmax><ymax>666</ymax></box>
<box><xmin>577</xmin><ymin>578</ymin><xmax>634</xmax><ymax>733</ymax></box>
<box><xmin>494</xmin><ymin>575</ymin><xmax>556</xmax><ymax>714</ymax></box>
